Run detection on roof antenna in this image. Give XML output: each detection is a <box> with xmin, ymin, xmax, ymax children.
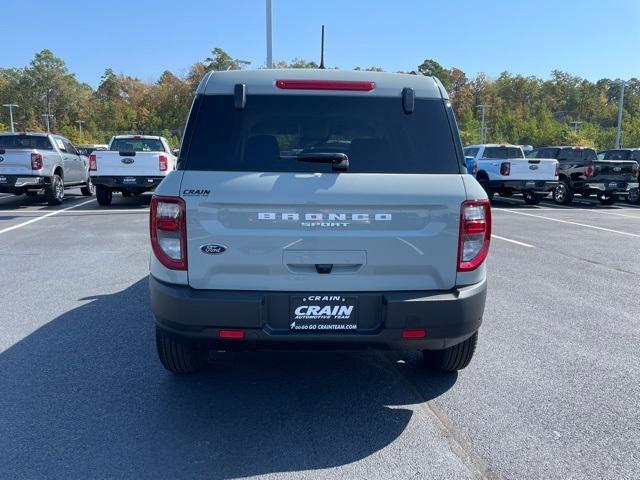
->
<box><xmin>319</xmin><ymin>25</ymin><xmax>325</xmax><ymax>69</ymax></box>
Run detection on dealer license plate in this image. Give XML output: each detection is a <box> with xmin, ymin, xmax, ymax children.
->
<box><xmin>289</xmin><ymin>295</ymin><xmax>358</xmax><ymax>332</ymax></box>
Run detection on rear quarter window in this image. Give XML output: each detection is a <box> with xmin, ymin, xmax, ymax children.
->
<box><xmin>182</xmin><ymin>94</ymin><xmax>461</xmax><ymax>174</ymax></box>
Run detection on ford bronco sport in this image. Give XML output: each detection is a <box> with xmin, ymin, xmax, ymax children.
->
<box><xmin>149</xmin><ymin>70</ymin><xmax>490</xmax><ymax>374</ymax></box>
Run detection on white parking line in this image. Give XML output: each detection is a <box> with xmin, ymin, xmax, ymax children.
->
<box><xmin>499</xmin><ymin>209</ymin><xmax>640</xmax><ymax>238</ymax></box>
<box><xmin>0</xmin><ymin>199</ymin><xmax>96</xmax><ymax>235</ymax></box>
<box><xmin>491</xmin><ymin>234</ymin><xmax>534</xmax><ymax>248</ymax></box>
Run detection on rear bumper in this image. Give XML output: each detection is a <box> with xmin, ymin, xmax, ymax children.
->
<box><xmin>489</xmin><ymin>179</ymin><xmax>558</xmax><ymax>193</ymax></box>
<box><xmin>149</xmin><ymin>275</ymin><xmax>486</xmax><ymax>350</ymax></box>
<box><xmin>90</xmin><ymin>175</ymin><xmax>164</xmax><ymax>190</ymax></box>
<box><xmin>578</xmin><ymin>181</ymin><xmax>639</xmax><ymax>194</ymax></box>
<box><xmin>0</xmin><ymin>174</ymin><xmax>45</xmax><ymax>192</ymax></box>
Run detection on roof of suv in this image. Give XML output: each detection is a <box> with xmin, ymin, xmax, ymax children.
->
<box><xmin>197</xmin><ymin>69</ymin><xmax>447</xmax><ymax>99</ymax></box>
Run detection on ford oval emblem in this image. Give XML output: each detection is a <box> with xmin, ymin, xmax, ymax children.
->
<box><xmin>121</xmin><ymin>157</ymin><xmax>135</xmax><ymax>164</ymax></box>
<box><xmin>529</xmin><ymin>164</ymin><xmax>539</xmax><ymax>170</ymax></box>
<box><xmin>613</xmin><ymin>166</ymin><xmax>622</xmax><ymax>172</ymax></box>
<box><xmin>200</xmin><ymin>244</ymin><xmax>227</xmax><ymax>255</ymax></box>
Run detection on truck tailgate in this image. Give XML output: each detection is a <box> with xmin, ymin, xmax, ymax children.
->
<box><xmin>182</xmin><ymin>171</ymin><xmax>466</xmax><ymax>292</ymax></box>
<box><xmin>594</xmin><ymin>160</ymin><xmax>638</xmax><ymax>182</ymax></box>
<box><xmin>91</xmin><ymin>151</ymin><xmax>164</xmax><ymax>177</ymax></box>
<box><xmin>0</xmin><ymin>149</ymin><xmax>45</xmax><ymax>175</ymax></box>
<box><xmin>508</xmin><ymin>158</ymin><xmax>557</xmax><ymax>180</ymax></box>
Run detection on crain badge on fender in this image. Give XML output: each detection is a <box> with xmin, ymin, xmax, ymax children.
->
<box><xmin>121</xmin><ymin>157</ymin><xmax>135</xmax><ymax>164</ymax></box>
<box><xmin>529</xmin><ymin>164</ymin><xmax>539</xmax><ymax>170</ymax></box>
<box><xmin>200</xmin><ymin>244</ymin><xmax>227</xmax><ymax>255</ymax></box>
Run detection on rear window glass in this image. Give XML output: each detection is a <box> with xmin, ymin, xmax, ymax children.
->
<box><xmin>558</xmin><ymin>148</ymin><xmax>596</xmax><ymax>161</ymax></box>
<box><xmin>481</xmin><ymin>147</ymin><xmax>523</xmax><ymax>159</ymax></box>
<box><xmin>110</xmin><ymin>138</ymin><xmax>164</xmax><ymax>152</ymax></box>
<box><xmin>603</xmin><ymin>150</ymin><xmax>631</xmax><ymax>160</ymax></box>
<box><xmin>182</xmin><ymin>95</ymin><xmax>461</xmax><ymax>174</ymax></box>
<box><xmin>0</xmin><ymin>135</ymin><xmax>53</xmax><ymax>150</ymax></box>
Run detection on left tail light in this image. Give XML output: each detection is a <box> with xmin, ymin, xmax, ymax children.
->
<box><xmin>585</xmin><ymin>162</ymin><xmax>595</xmax><ymax>178</ymax></box>
<box><xmin>458</xmin><ymin>200</ymin><xmax>491</xmax><ymax>272</ymax></box>
<box><xmin>89</xmin><ymin>154</ymin><xmax>97</xmax><ymax>171</ymax></box>
<box><xmin>159</xmin><ymin>155</ymin><xmax>168</xmax><ymax>172</ymax></box>
<box><xmin>500</xmin><ymin>162</ymin><xmax>511</xmax><ymax>176</ymax></box>
<box><xmin>150</xmin><ymin>196</ymin><xmax>187</xmax><ymax>270</ymax></box>
<box><xmin>31</xmin><ymin>153</ymin><xmax>42</xmax><ymax>170</ymax></box>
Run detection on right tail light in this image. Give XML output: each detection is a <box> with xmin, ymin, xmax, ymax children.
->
<box><xmin>500</xmin><ymin>162</ymin><xmax>511</xmax><ymax>176</ymax></box>
<box><xmin>555</xmin><ymin>161</ymin><xmax>560</xmax><ymax>177</ymax></box>
<box><xmin>150</xmin><ymin>196</ymin><xmax>187</xmax><ymax>270</ymax></box>
<box><xmin>31</xmin><ymin>153</ymin><xmax>42</xmax><ymax>170</ymax></box>
<box><xmin>458</xmin><ymin>200</ymin><xmax>491</xmax><ymax>272</ymax></box>
<box><xmin>585</xmin><ymin>162</ymin><xmax>594</xmax><ymax>178</ymax></box>
<box><xmin>159</xmin><ymin>155</ymin><xmax>168</xmax><ymax>172</ymax></box>
<box><xmin>89</xmin><ymin>154</ymin><xmax>97</xmax><ymax>171</ymax></box>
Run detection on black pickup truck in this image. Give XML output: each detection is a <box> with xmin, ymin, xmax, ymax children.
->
<box><xmin>526</xmin><ymin>146</ymin><xmax>639</xmax><ymax>205</ymax></box>
<box><xmin>597</xmin><ymin>149</ymin><xmax>640</xmax><ymax>203</ymax></box>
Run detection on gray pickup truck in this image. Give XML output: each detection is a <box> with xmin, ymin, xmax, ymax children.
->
<box><xmin>148</xmin><ymin>69</ymin><xmax>491</xmax><ymax>374</ymax></box>
<box><xmin>0</xmin><ymin>132</ymin><xmax>94</xmax><ymax>205</ymax></box>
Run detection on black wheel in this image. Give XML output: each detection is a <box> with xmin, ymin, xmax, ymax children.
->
<box><xmin>627</xmin><ymin>188</ymin><xmax>639</xmax><ymax>205</ymax></box>
<box><xmin>423</xmin><ymin>331</ymin><xmax>478</xmax><ymax>372</ymax></box>
<box><xmin>45</xmin><ymin>174</ymin><xmax>64</xmax><ymax>206</ymax></box>
<box><xmin>477</xmin><ymin>175</ymin><xmax>494</xmax><ymax>201</ymax></box>
<box><xmin>523</xmin><ymin>192</ymin><xmax>542</xmax><ymax>205</ymax></box>
<box><xmin>553</xmin><ymin>180</ymin><xmax>573</xmax><ymax>205</ymax></box>
<box><xmin>95</xmin><ymin>185</ymin><xmax>112</xmax><ymax>206</ymax></box>
<box><xmin>81</xmin><ymin>177</ymin><xmax>94</xmax><ymax>196</ymax></box>
<box><xmin>598</xmin><ymin>193</ymin><xmax>617</xmax><ymax>205</ymax></box>
<box><xmin>156</xmin><ymin>328</ymin><xmax>208</xmax><ymax>374</ymax></box>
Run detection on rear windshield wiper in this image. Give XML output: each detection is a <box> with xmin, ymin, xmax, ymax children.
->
<box><xmin>295</xmin><ymin>152</ymin><xmax>349</xmax><ymax>171</ymax></box>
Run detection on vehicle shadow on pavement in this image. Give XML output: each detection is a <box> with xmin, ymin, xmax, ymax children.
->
<box><xmin>0</xmin><ymin>278</ymin><xmax>457</xmax><ymax>479</ymax></box>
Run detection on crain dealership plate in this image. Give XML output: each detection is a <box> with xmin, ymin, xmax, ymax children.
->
<box><xmin>289</xmin><ymin>295</ymin><xmax>358</xmax><ymax>332</ymax></box>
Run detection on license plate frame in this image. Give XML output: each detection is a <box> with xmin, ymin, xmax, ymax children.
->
<box><xmin>289</xmin><ymin>295</ymin><xmax>358</xmax><ymax>332</ymax></box>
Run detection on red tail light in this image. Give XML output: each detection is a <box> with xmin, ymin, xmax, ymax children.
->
<box><xmin>585</xmin><ymin>162</ymin><xmax>594</xmax><ymax>178</ymax></box>
<box><xmin>631</xmin><ymin>162</ymin><xmax>638</xmax><ymax>177</ymax></box>
<box><xmin>150</xmin><ymin>196</ymin><xmax>187</xmax><ymax>270</ymax></box>
<box><xmin>402</xmin><ymin>329</ymin><xmax>426</xmax><ymax>339</ymax></box>
<box><xmin>458</xmin><ymin>200</ymin><xmax>491</xmax><ymax>272</ymax></box>
<box><xmin>219</xmin><ymin>330</ymin><xmax>245</xmax><ymax>339</ymax></box>
<box><xmin>275</xmin><ymin>79</ymin><xmax>376</xmax><ymax>91</ymax></box>
<box><xmin>30</xmin><ymin>153</ymin><xmax>42</xmax><ymax>170</ymax></box>
<box><xmin>500</xmin><ymin>162</ymin><xmax>511</xmax><ymax>176</ymax></box>
<box><xmin>554</xmin><ymin>161</ymin><xmax>559</xmax><ymax>177</ymax></box>
<box><xmin>89</xmin><ymin>154</ymin><xmax>97</xmax><ymax>171</ymax></box>
<box><xmin>159</xmin><ymin>155</ymin><xmax>168</xmax><ymax>172</ymax></box>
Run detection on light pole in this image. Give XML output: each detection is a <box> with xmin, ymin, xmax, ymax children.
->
<box><xmin>75</xmin><ymin>120</ymin><xmax>85</xmax><ymax>135</ymax></box>
<box><xmin>41</xmin><ymin>114</ymin><xmax>54</xmax><ymax>133</ymax></box>
<box><xmin>266</xmin><ymin>0</ymin><xmax>273</xmax><ymax>68</ymax></box>
<box><xmin>615</xmin><ymin>80</ymin><xmax>625</xmax><ymax>148</ymax></box>
<box><xmin>2</xmin><ymin>104</ymin><xmax>19</xmax><ymax>132</ymax></box>
<box><xmin>476</xmin><ymin>104</ymin><xmax>491</xmax><ymax>144</ymax></box>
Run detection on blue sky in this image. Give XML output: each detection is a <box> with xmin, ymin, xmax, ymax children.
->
<box><xmin>3</xmin><ymin>0</ymin><xmax>639</xmax><ymax>87</ymax></box>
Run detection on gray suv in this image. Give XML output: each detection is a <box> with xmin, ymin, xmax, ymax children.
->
<box><xmin>149</xmin><ymin>69</ymin><xmax>490</xmax><ymax>374</ymax></box>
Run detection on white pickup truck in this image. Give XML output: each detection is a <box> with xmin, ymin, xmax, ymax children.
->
<box><xmin>0</xmin><ymin>132</ymin><xmax>93</xmax><ymax>205</ymax></box>
<box><xmin>90</xmin><ymin>135</ymin><xmax>177</xmax><ymax>206</ymax></box>
<box><xmin>464</xmin><ymin>144</ymin><xmax>558</xmax><ymax>204</ymax></box>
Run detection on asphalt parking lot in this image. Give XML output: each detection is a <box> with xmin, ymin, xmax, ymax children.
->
<box><xmin>0</xmin><ymin>191</ymin><xmax>638</xmax><ymax>480</ymax></box>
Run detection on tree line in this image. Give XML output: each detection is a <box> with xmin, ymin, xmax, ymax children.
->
<box><xmin>1</xmin><ymin>48</ymin><xmax>638</xmax><ymax>149</ymax></box>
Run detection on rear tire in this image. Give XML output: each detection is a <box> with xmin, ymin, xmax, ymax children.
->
<box><xmin>156</xmin><ymin>328</ymin><xmax>208</xmax><ymax>374</ymax></box>
<box><xmin>628</xmin><ymin>188</ymin><xmax>640</xmax><ymax>205</ymax></box>
<box><xmin>81</xmin><ymin>177</ymin><xmax>94</xmax><ymax>196</ymax></box>
<box><xmin>598</xmin><ymin>193</ymin><xmax>617</xmax><ymax>205</ymax></box>
<box><xmin>553</xmin><ymin>180</ymin><xmax>573</xmax><ymax>205</ymax></box>
<box><xmin>523</xmin><ymin>192</ymin><xmax>542</xmax><ymax>205</ymax></box>
<box><xmin>423</xmin><ymin>332</ymin><xmax>478</xmax><ymax>372</ymax></box>
<box><xmin>96</xmin><ymin>185</ymin><xmax>112</xmax><ymax>206</ymax></box>
<box><xmin>45</xmin><ymin>174</ymin><xmax>64</xmax><ymax>206</ymax></box>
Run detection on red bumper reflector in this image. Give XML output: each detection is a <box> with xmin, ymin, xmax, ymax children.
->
<box><xmin>402</xmin><ymin>329</ymin><xmax>426</xmax><ymax>339</ymax></box>
<box><xmin>275</xmin><ymin>79</ymin><xmax>375</xmax><ymax>91</ymax></box>
<box><xmin>219</xmin><ymin>330</ymin><xmax>245</xmax><ymax>339</ymax></box>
